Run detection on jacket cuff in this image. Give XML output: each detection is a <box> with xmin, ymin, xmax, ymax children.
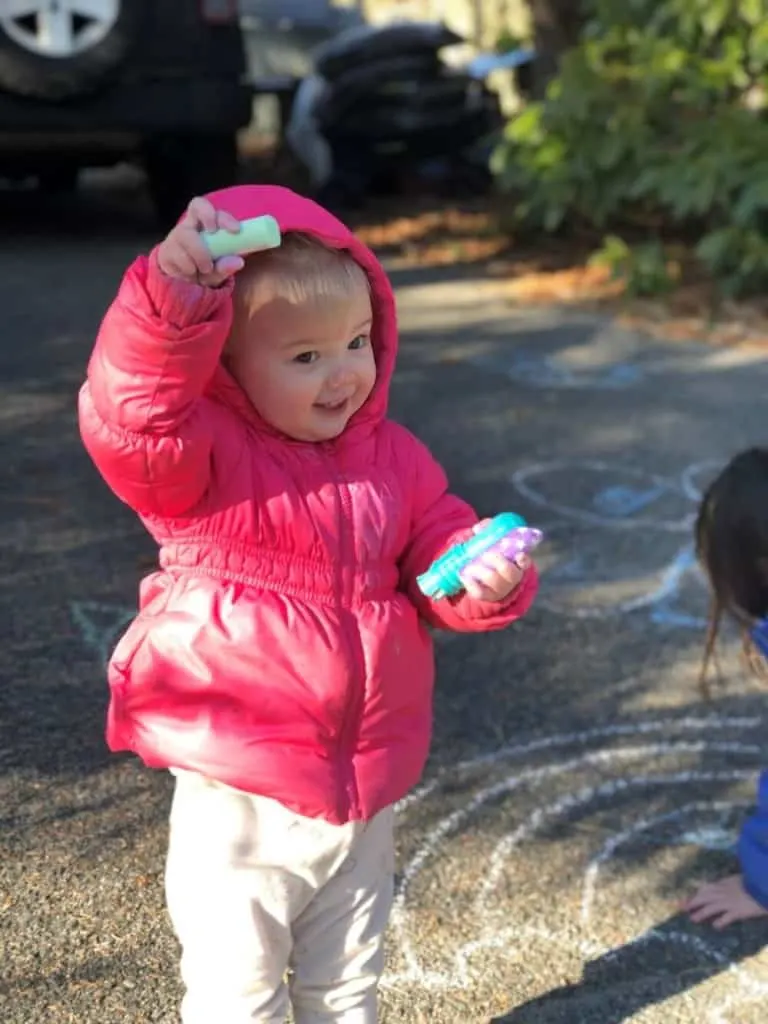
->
<box><xmin>146</xmin><ymin>247</ymin><xmax>234</xmax><ymax>330</ymax></box>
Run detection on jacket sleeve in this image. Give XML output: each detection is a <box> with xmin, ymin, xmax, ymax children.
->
<box><xmin>398</xmin><ymin>432</ymin><xmax>538</xmax><ymax>632</ymax></box>
<box><xmin>78</xmin><ymin>249</ymin><xmax>234</xmax><ymax>518</ymax></box>
<box><xmin>738</xmin><ymin>771</ymin><xmax>768</xmax><ymax>908</ymax></box>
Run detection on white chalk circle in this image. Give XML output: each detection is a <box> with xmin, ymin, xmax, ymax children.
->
<box><xmin>385</xmin><ymin>715</ymin><xmax>765</xmax><ymax>1022</ymax></box>
<box><xmin>512</xmin><ymin>460</ymin><xmax>694</xmax><ymax>532</ymax></box>
<box><xmin>580</xmin><ymin>801</ymin><xmax>741</xmax><ymax>927</ymax></box>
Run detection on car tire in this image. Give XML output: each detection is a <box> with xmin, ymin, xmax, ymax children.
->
<box><xmin>143</xmin><ymin>133</ymin><xmax>241</xmax><ymax>230</ymax></box>
<box><xmin>0</xmin><ymin>1</ymin><xmax>145</xmax><ymax>101</ymax></box>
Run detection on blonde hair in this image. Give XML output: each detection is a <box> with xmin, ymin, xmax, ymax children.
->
<box><xmin>232</xmin><ymin>232</ymin><xmax>370</xmax><ymax>316</ymax></box>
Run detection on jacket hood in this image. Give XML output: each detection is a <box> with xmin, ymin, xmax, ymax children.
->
<box><xmin>203</xmin><ymin>184</ymin><xmax>398</xmax><ymax>440</ymax></box>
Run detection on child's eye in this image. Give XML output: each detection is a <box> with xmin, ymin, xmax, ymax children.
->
<box><xmin>294</xmin><ymin>351</ymin><xmax>319</xmax><ymax>364</ymax></box>
<box><xmin>349</xmin><ymin>335</ymin><xmax>369</xmax><ymax>350</ymax></box>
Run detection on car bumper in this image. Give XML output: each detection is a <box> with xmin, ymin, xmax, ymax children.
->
<box><xmin>0</xmin><ymin>77</ymin><xmax>253</xmax><ymax>134</ymax></box>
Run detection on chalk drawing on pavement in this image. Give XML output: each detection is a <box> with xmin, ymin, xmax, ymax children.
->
<box><xmin>512</xmin><ymin>460</ymin><xmax>694</xmax><ymax>532</ymax></box>
<box><xmin>467</xmin><ymin>329</ymin><xmax>768</xmax><ymax>394</ymax></box>
<box><xmin>511</xmin><ymin>459</ymin><xmax>719</xmax><ymax>629</ymax></box>
<box><xmin>384</xmin><ymin>715</ymin><xmax>767</xmax><ymax>1022</ymax></box>
<box><xmin>469</xmin><ymin>351</ymin><xmax>646</xmax><ymax>391</ymax></box>
<box><xmin>681</xmin><ymin>459</ymin><xmax>726</xmax><ymax>504</ymax></box>
<box><xmin>71</xmin><ymin>601</ymin><xmax>133</xmax><ymax>665</ymax></box>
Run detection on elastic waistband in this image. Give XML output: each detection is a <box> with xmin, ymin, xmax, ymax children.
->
<box><xmin>159</xmin><ymin>540</ymin><xmax>399</xmax><ymax>605</ymax></box>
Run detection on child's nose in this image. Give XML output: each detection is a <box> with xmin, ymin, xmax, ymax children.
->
<box><xmin>327</xmin><ymin>362</ymin><xmax>357</xmax><ymax>390</ymax></box>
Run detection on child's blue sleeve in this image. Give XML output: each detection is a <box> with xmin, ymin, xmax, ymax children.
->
<box><xmin>738</xmin><ymin>771</ymin><xmax>768</xmax><ymax>908</ymax></box>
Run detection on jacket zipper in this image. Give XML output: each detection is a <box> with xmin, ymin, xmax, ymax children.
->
<box><xmin>322</xmin><ymin>442</ymin><xmax>364</xmax><ymax>822</ymax></box>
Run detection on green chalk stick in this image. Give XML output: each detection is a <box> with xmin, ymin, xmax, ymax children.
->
<box><xmin>200</xmin><ymin>215</ymin><xmax>281</xmax><ymax>259</ymax></box>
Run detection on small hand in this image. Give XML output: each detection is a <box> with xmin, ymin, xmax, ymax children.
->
<box><xmin>684</xmin><ymin>873</ymin><xmax>768</xmax><ymax>929</ymax></box>
<box><xmin>461</xmin><ymin>519</ymin><xmax>530</xmax><ymax>603</ymax></box>
<box><xmin>156</xmin><ymin>196</ymin><xmax>244</xmax><ymax>287</ymax></box>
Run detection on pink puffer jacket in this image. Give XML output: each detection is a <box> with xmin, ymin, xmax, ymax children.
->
<box><xmin>78</xmin><ymin>185</ymin><xmax>537</xmax><ymax>824</ymax></box>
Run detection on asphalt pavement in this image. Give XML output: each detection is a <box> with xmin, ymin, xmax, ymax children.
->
<box><xmin>3</xmin><ymin>180</ymin><xmax>768</xmax><ymax>1023</ymax></box>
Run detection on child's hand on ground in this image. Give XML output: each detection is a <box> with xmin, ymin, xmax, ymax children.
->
<box><xmin>460</xmin><ymin>519</ymin><xmax>531</xmax><ymax>603</ymax></box>
<box><xmin>684</xmin><ymin>872</ymin><xmax>768</xmax><ymax>929</ymax></box>
<box><xmin>157</xmin><ymin>197</ymin><xmax>244</xmax><ymax>287</ymax></box>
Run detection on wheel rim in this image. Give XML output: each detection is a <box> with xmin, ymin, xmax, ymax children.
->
<box><xmin>0</xmin><ymin>0</ymin><xmax>119</xmax><ymax>59</ymax></box>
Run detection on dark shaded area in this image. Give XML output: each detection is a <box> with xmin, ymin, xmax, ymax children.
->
<box><xmin>494</xmin><ymin>911</ymin><xmax>768</xmax><ymax>1023</ymax></box>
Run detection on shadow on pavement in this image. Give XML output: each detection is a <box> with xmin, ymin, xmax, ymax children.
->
<box><xmin>493</xmin><ymin>911</ymin><xmax>768</xmax><ymax>1023</ymax></box>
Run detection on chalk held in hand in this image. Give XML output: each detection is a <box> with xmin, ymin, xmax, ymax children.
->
<box><xmin>200</xmin><ymin>214</ymin><xmax>281</xmax><ymax>259</ymax></box>
<box><xmin>416</xmin><ymin>512</ymin><xmax>543</xmax><ymax>601</ymax></box>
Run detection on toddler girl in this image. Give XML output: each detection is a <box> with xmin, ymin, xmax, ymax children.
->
<box><xmin>78</xmin><ymin>185</ymin><xmax>538</xmax><ymax>1023</ymax></box>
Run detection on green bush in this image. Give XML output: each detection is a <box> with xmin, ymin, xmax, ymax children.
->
<box><xmin>492</xmin><ymin>0</ymin><xmax>768</xmax><ymax>295</ymax></box>
<box><xmin>589</xmin><ymin>235</ymin><xmax>679</xmax><ymax>296</ymax></box>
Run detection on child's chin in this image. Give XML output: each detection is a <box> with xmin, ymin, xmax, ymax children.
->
<box><xmin>316</xmin><ymin>421</ymin><xmax>348</xmax><ymax>441</ymax></box>
<box><xmin>312</xmin><ymin>411</ymin><xmax>356</xmax><ymax>440</ymax></box>
<box><xmin>291</xmin><ymin>420</ymin><xmax>348</xmax><ymax>443</ymax></box>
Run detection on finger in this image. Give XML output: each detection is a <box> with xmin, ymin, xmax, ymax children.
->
<box><xmin>482</xmin><ymin>552</ymin><xmax>524</xmax><ymax>583</ymax></box>
<box><xmin>478</xmin><ymin>562</ymin><xmax>522</xmax><ymax>596</ymax></box>
<box><xmin>688</xmin><ymin>903</ymin><xmax>719</xmax><ymax>924</ymax></box>
<box><xmin>461</xmin><ymin>573</ymin><xmax>485</xmax><ymax>598</ymax></box>
<box><xmin>200</xmin><ymin>255</ymin><xmax>245</xmax><ymax>287</ymax></box>
<box><xmin>216</xmin><ymin>209</ymin><xmax>242</xmax><ymax>233</ymax></box>
<box><xmin>215</xmin><ymin>254</ymin><xmax>245</xmax><ymax>277</ymax></box>
<box><xmin>180</xmin><ymin>233</ymin><xmax>216</xmax><ymax>276</ymax></box>
<box><xmin>185</xmin><ymin>196</ymin><xmax>218</xmax><ymax>232</ymax></box>
<box><xmin>683</xmin><ymin>895</ymin><xmax>705</xmax><ymax>913</ymax></box>
<box><xmin>683</xmin><ymin>889</ymin><xmax>710</xmax><ymax>912</ymax></box>
<box><xmin>180</xmin><ymin>197</ymin><xmax>206</xmax><ymax>228</ymax></box>
<box><xmin>712</xmin><ymin>908</ymin><xmax>737</xmax><ymax>930</ymax></box>
<box><xmin>461</xmin><ymin>575</ymin><xmax>494</xmax><ymax>601</ymax></box>
<box><xmin>466</xmin><ymin>563</ymin><xmax>505</xmax><ymax>589</ymax></box>
<box><xmin>471</xmin><ymin>518</ymin><xmax>492</xmax><ymax>534</ymax></box>
<box><xmin>167</xmin><ymin>248</ymin><xmax>200</xmax><ymax>281</ymax></box>
<box><xmin>462</xmin><ymin>570</ymin><xmax>509</xmax><ymax>602</ymax></box>
<box><xmin>686</xmin><ymin>889</ymin><xmax>720</xmax><ymax>916</ymax></box>
<box><xmin>686</xmin><ymin>881</ymin><xmax>720</xmax><ymax>905</ymax></box>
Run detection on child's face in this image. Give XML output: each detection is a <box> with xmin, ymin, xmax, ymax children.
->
<box><xmin>227</xmin><ymin>281</ymin><xmax>376</xmax><ymax>442</ymax></box>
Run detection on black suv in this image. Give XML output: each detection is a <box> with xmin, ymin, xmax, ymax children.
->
<box><xmin>0</xmin><ymin>0</ymin><xmax>253</xmax><ymax>223</ymax></box>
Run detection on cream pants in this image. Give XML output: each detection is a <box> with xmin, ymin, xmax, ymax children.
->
<box><xmin>165</xmin><ymin>771</ymin><xmax>395</xmax><ymax>1023</ymax></box>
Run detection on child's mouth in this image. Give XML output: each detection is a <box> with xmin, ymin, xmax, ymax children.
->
<box><xmin>315</xmin><ymin>398</ymin><xmax>349</xmax><ymax>414</ymax></box>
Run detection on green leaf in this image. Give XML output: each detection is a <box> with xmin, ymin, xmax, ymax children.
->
<box><xmin>749</xmin><ymin>22</ymin><xmax>768</xmax><ymax>68</ymax></box>
<box><xmin>740</xmin><ymin>0</ymin><xmax>766</xmax><ymax>27</ymax></box>
<box><xmin>700</xmin><ymin>0</ymin><xmax>729</xmax><ymax>39</ymax></box>
<box><xmin>733</xmin><ymin>179</ymin><xmax>768</xmax><ymax>225</ymax></box>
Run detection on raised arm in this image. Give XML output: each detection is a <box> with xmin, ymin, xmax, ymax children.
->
<box><xmin>78</xmin><ymin>199</ymin><xmax>244</xmax><ymax>518</ymax></box>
